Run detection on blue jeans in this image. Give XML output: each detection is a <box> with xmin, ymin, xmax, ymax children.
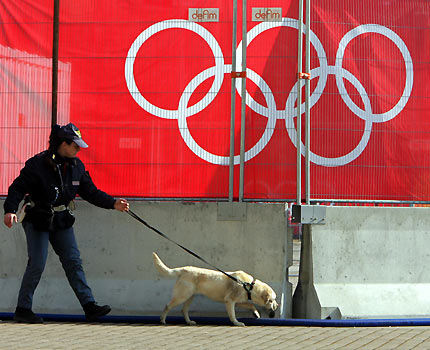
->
<box><xmin>17</xmin><ymin>221</ymin><xmax>95</xmax><ymax>309</ymax></box>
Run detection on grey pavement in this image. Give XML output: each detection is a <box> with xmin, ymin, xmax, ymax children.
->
<box><xmin>2</xmin><ymin>321</ymin><xmax>430</xmax><ymax>349</ymax></box>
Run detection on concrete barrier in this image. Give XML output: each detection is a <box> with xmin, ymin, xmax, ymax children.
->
<box><xmin>0</xmin><ymin>200</ymin><xmax>291</xmax><ymax>319</ymax></box>
<box><xmin>292</xmin><ymin>206</ymin><xmax>430</xmax><ymax>319</ymax></box>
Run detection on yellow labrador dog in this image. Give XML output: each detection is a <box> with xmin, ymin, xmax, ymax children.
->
<box><xmin>153</xmin><ymin>252</ymin><xmax>278</xmax><ymax>326</ymax></box>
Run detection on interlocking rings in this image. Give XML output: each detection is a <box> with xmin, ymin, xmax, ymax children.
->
<box><xmin>125</xmin><ymin>18</ymin><xmax>414</xmax><ymax>167</ymax></box>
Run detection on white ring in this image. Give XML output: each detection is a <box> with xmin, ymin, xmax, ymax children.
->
<box><xmin>335</xmin><ymin>24</ymin><xmax>413</xmax><ymax>123</ymax></box>
<box><xmin>285</xmin><ymin>66</ymin><xmax>373</xmax><ymax>167</ymax></box>
<box><xmin>125</xmin><ymin>19</ymin><xmax>225</xmax><ymax>119</ymax></box>
<box><xmin>236</xmin><ymin>18</ymin><xmax>329</xmax><ymax>120</ymax></box>
<box><xmin>178</xmin><ymin>64</ymin><xmax>277</xmax><ymax>165</ymax></box>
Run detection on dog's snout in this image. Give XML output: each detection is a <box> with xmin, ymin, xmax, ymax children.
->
<box><xmin>268</xmin><ymin>301</ymin><xmax>277</xmax><ymax>318</ymax></box>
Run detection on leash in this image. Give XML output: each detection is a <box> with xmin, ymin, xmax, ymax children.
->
<box><xmin>126</xmin><ymin>209</ymin><xmax>255</xmax><ymax>299</ymax></box>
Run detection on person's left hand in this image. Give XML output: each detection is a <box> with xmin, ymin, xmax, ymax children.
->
<box><xmin>114</xmin><ymin>198</ymin><xmax>129</xmax><ymax>212</ymax></box>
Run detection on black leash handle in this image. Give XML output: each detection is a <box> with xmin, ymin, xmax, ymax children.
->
<box><xmin>126</xmin><ymin>209</ymin><xmax>247</xmax><ymax>288</ymax></box>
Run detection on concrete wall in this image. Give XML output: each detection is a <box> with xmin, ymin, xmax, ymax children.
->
<box><xmin>292</xmin><ymin>206</ymin><xmax>430</xmax><ymax>319</ymax></box>
<box><xmin>0</xmin><ymin>200</ymin><xmax>291</xmax><ymax>319</ymax></box>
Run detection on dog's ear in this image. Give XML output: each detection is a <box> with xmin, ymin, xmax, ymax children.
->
<box><xmin>263</xmin><ymin>289</ymin><xmax>277</xmax><ymax>306</ymax></box>
<box><xmin>262</xmin><ymin>290</ymin><xmax>271</xmax><ymax>305</ymax></box>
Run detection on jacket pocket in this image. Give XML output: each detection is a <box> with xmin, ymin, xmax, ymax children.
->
<box><xmin>25</xmin><ymin>205</ymin><xmax>54</xmax><ymax>231</ymax></box>
<box><xmin>53</xmin><ymin>209</ymin><xmax>75</xmax><ymax>230</ymax></box>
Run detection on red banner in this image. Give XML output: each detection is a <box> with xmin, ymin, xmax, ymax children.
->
<box><xmin>1</xmin><ymin>0</ymin><xmax>429</xmax><ymax>201</ymax></box>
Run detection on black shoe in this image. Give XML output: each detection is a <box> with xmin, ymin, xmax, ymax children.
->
<box><xmin>14</xmin><ymin>307</ymin><xmax>44</xmax><ymax>324</ymax></box>
<box><xmin>83</xmin><ymin>302</ymin><xmax>111</xmax><ymax>322</ymax></box>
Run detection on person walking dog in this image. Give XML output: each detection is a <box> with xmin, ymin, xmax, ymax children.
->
<box><xmin>3</xmin><ymin>123</ymin><xmax>129</xmax><ymax>323</ymax></box>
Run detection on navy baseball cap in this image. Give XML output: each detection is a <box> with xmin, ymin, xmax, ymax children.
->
<box><xmin>58</xmin><ymin>123</ymin><xmax>89</xmax><ymax>148</ymax></box>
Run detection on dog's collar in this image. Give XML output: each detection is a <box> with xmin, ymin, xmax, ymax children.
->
<box><xmin>243</xmin><ymin>278</ymin><xmax>256</xmax><ymax>300</ymax></box>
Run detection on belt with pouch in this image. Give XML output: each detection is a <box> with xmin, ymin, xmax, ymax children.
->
<box><xmin>54</xmin><ymin>200</ymin><xmax>76</xmax><ymax>212</ymax></box>
<box><xmin>53</xmin><ymin>204</ymin><xmax>67</xmax><ymax>212</ymax></box>
<box><xmin>18</xmin><ymin>200</ymin><xmax>75</xmax><ymax>223</ymax></box>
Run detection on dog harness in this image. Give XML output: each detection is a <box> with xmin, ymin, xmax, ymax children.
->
<box><xmin>243</xmin><ymin>278</ymin><xmax>256</xmax><ymax>300</ymax></box>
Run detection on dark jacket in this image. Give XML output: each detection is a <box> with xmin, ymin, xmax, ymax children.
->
<box><xmin>3</xmin><ymin>151</ymin><xmax>115</xmax><ymax>223</ymax></box>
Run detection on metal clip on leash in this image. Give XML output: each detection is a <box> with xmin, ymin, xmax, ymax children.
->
<box><xmin>126</xmin><ymin>209</ymin><xmax>255</xmax><ymax>298</ymax></box>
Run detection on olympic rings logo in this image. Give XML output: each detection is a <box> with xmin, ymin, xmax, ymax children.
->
<box><xmin>125</xmin><ymin>18</ymin><xmax>413</xmax><ymax>167</ymax></box>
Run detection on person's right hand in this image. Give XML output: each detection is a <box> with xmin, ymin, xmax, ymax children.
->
<box><xmin>4</xmin><ymin>213</ymin><xmax>18</xmax><ymax>228</ymax></box>
<box><xmin>114</xmin><ymin>198</ymin><xmax>130</xmax><ymax>212</ymax></box>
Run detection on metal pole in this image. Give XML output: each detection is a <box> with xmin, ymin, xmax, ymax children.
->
<box><xmin>305</xmin><ymin>0</ymin><xmax>311</xmax><ymax>205</ymax></box>
<box><xmin>229</xmin><ymin>0</ymin><xmax>238</xmax><ymax>202</ymax></box>
<box><xmin>296</xmin><ymin>0</ymin><xmax>304</xmax><ymax>205</ymax></box>
<box><xmin>238</xmin><ymin>0</ymin><xmax>247</xmax><ymax>202</ymax></box>
<box><xmin>51</xmin><ymin>0</ymin><xmax>60</xmax><ymax>127</ymax></box>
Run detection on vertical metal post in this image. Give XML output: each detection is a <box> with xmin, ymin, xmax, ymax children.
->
<box><xmin>305</xmin><ymin>0</ymin><xmax>311</xmax><ymax>205</ymax></box>
<box><xmin>51</xmin><ymin>0</ymin><xmax>60</xmax><ymax>127</ymax></box>
<box><xmin>229</xmin><ymin>0</ymin><xmax>238</xmax><ymax>202</ymax></box>
<box><xmin>296</xmin><ymin>0</ymin><xmax>304</xmax><ymax>205</ymax></box>
<box><xmin>238</xmin><ymin>0</ymin><xmax>247</xmax><ymax>202</ymax></box>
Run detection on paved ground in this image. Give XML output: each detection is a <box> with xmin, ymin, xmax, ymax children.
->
<box><xmin>2</xmin><ymin>321</ymin><xmax>430</xmax><ymax>350</ymax></box>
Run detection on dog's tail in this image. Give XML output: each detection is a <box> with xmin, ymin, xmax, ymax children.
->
<box><xmin>152</xmin><ymin>252</ymin><xmax>180</xmax><ymax>278</ymax></box>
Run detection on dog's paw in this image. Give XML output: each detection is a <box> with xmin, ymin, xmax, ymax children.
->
<box><xmin>253</xmin><ymin>310</ymin><xmax>260</xmax><ymax>319</ymax></box>
<box><xmin>233</xmin><ymin>321</ymin><xmax>246</xmax><ymax>327</ymax></box>
<box><xmin>186</xmin><ymin>320</ymin><xmax>197</xmax><ymax>326</ymax></box>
